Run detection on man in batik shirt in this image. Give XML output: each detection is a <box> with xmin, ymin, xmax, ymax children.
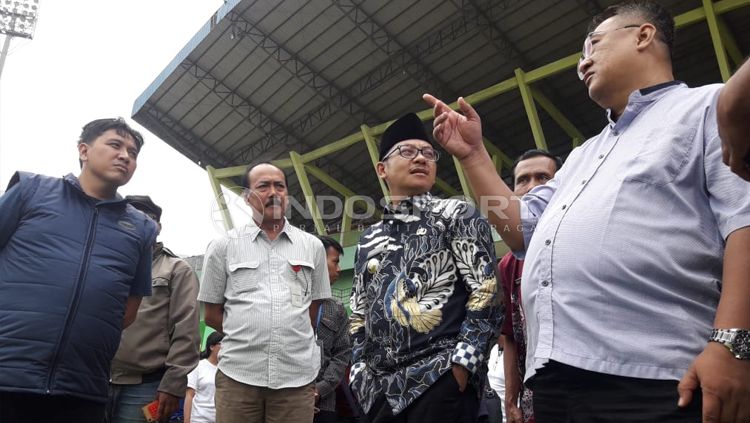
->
<box><xmin>349</xmin><ymin>113</ymin><xmax>501</xmax><ymax>423</ymax></box>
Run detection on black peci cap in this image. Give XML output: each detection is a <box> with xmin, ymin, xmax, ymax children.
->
<box><xmin>379</xmin><ymin>113</ymin><xmax>433</xmax><ymax>161</ymax></box>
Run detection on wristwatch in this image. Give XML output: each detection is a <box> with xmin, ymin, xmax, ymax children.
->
<box><xmin>709</xmin><ymin>328</ymin><xmax>750</xmax><ymax>359</ymax></box>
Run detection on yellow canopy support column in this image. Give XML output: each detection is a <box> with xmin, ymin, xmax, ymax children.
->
<box><xmin>340</xmin><ymin>196</ymin><xmax>354</xmax><ymax>246</ymax></box>
<box><xmin>514</xmin><ymin>68</ymin><xmax>548</xmax><ymax>151</ymax></box>
<box><xmin>530</xmin><ymin>87</ymin><xmax>586</xmax><ymax>149</ymax></box>
<box><xmin>289</xmin><ymin>151</ymin><xmax>326</xmax><ymax>235</ymax></box>
<box><xmin>716</xmin><ymin>17</ymin><xmax>744</xmax><ymax>70</ymax></box>
<box><xmin>703</xmin><ymin>0</ymin><xmax>732</xmax><ymax>82</ymax></box>
<box><xmin>304</xmin><ymin>163</ymin><xmax>382</xmax><ymax>220</ymax></box>
<box><xmin>361</xmin><ymin>124</ymin><xmax>390</xmax><ymax>203</ymax></box>
<box><xmin>482</xmin><ymin>137</ymin><xmax>514</xmax><ymax>171</ymax></box>
<box><xmin>207</xmin><ymin>165</ymin><xmax>234</xmax><ymax>231</ymax></box>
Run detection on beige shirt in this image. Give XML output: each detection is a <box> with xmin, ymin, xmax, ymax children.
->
<box><xmin>110</xmin><ymin>243</ymin><xmax>201</xmax><ymax>397</ymax></box>
<box><xmin>198</xmin><ymin>220</ymin><xmax>331</xmax><ymax>389</ymax></box>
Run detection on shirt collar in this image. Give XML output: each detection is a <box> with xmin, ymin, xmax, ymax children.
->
<box><xmin>383</xmin><ymin>192</ymin><xmax>434</xmax><ymax>221</ymax></box>
<box><xmin>606</xmin><ymin>80</ymin><xmax>686</xmax><ymax>131</ymax></box>
<box><xmin>243</xmin><ymin>217</ymin><xmax>294</xmax><ymax>243</ymax></box>
<box><xmin>154</xmin><ymin>242</ymin><xmax>178</xmax><ymax>258</ymax></box>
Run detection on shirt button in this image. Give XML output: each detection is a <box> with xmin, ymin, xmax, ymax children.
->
<box><xmin>599</xmin><ymin>154</ymin><xmax>604</xmax><ymax>159</ymax></box>
<box><xmin>613</xmin><ymin>130</ymin><xmax>619</xmax><ymax>136</ymax></box>
<box><xmin>561</xmin><ymin>204</ymin><xmax>567</xmax><ymax>210</ymax></box>
<box><xmin>581</xmin><ymin>179</ymin><xmax>587</xmax><ymax>185</ymax></box>
<box><xmin>544</xmin><ymin>239</ymin><xmax>551</xmax><ymax>246</ymax></box>
<box><xmin>541</xmin><ymin>280</ymin><xmax>550</xmax><ymax>287</ymax></box>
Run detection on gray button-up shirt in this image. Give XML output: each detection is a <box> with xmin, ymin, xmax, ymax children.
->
<box><xmin>518</xmin><ymin>83</ymin><xmax>750</xmax><ymax>382</ymax></box>
<box><xmin>198</xmin><ymin>220</ymin><xmax>331</xmax><ymax>389</ymax></box>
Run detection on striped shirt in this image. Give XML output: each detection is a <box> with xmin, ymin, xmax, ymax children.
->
<box><xmin>198</xmin><ymin>219</ymin><xmax>331</xmax><ymax>389</ymax></box>
<box><xmin>518</xmin><ymin>82</ymin><xmax>750</xmax><ymax>382</ymax></box>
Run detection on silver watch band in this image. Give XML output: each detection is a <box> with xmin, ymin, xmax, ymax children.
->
<box><xmin>710</xmin><ymin>328</ymin><xmax>750</xmax><ymax>360</ymax></box>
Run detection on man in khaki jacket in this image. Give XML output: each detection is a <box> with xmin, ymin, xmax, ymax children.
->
<box><xmin>106</xmin><ymin>195</ymin><xmax>201</xmax><ymax>423</ymax></box>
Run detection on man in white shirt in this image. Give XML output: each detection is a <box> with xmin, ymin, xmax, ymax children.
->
<box><xmin>199</xmin><ymin>163</ymin><xmax>331</xmax><ymax>423</ymax></box>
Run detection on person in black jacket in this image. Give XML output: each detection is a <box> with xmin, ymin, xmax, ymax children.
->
<box><xmin>314</xmin><ymin>236</ymin><xmax>352</xmax><ymax>423</ymax></box>
<box><xmin>0</xmin><ymin>118</ymin><xmax>157</xmax><ymax>423</ymax></box>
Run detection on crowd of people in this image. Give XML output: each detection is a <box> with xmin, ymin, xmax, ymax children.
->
<box><xmin>1</xmin><ymin>1</ymin><xmax>750</xmax><ymax>422</ymax></box>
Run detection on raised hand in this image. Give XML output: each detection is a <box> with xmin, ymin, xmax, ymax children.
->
<box><xmin>422</xmin><ymin>94</ymin><xmax>486</xmax><ymax>163</ymax></box>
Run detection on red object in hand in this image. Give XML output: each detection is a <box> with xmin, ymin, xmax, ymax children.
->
<box><xmin>292</xmin><ymin>265</ymin><xmax>302</xmax><ymax>272</ymax></box>
<box><xmin>142</xmin><ymin>399</ymin><xmax>160</xmax><ymax>422</ymax></box>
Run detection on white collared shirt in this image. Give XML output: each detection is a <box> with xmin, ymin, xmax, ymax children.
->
<box><xmin>518</xmin><ymin>83</ymin><xmax>750</xmax><ymax>381</ymax></box>
<box><xmin>198</xmin><ymin>220</ymin><xmax>331</xmax><ymax>388</ymax></box>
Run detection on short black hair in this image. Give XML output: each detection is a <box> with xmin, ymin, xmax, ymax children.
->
<box><xmin>200</xmin><ymin>331</ymin><xmax>225</xmax><ymax>359</ymax></box>
<box><xmin>78</xmin><ymin>118</ymin><xmax>144</xmax><ymax>168</ymax></box>
<box><xmin>318</xmin><ymin>235</ymin><xmax>344</xmax><ymax>255</ymax></box>
<box><xmin>241</xmin><ymin>163</ymin><xmax>289</xmax><ymax>190</ymax></box>
<box><xmin>511</xmin><ymin>149</ymin><xmax>563</xmax><ymax>179</ymax></box>
<box><xmin>589</xmin><ymin>0</ymin><xmax>675</xmax><ymax>58</ymax></box>
<box><xmin>78</xmin><ymin>118</ymin><xmax>144</xmax><ymax>150</ymax></box>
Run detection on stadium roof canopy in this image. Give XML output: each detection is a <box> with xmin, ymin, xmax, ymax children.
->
<box><xmin>133</xmin><ymin>0</ymin><xmax>750</xmax><ymax>242</ymax></box>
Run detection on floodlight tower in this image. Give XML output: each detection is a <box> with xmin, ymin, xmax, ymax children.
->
<box><xmin>0</xmin><ymin>0</ymin><xmax>40</xmax><ymax>80</ymax></box>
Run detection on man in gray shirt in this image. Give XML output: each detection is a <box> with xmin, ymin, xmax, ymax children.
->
<box><xmin>425</xmin><ymin>1</ymin><xmax>750</xmax><ymax>421</ymax></box>
<box><xmin>199</xmin><ymin>163</ymin><xmax>331</xmax><ymax>423</ymax></box>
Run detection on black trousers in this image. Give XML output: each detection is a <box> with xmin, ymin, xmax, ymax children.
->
<box><xmin>366</xmin><ymin>372</ymin><xmax>479</xmax><ymax>423</ymax></box>
<box><xmin>530</xmin><ymin>361</ymin><xmax>702</xmax><ymax>423</ymax></box>
<box><xmin>0</xmin><ymin>391</ymin><xmax>106</xmax><ymax>423</ymax></box>
<box><xmin>314</xmin><ymin>410</ymin><xmax>339</xmax><ymax>423</ymax></box>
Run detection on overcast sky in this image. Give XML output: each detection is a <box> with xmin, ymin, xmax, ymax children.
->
<box><xmin>0</xmin><ymin>0</ymin><xmax>255</xmax><ymax>256</ymax></box>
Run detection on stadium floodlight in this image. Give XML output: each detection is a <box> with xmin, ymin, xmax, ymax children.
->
<box><xmin>0</xmin><ymin>0</ymin><xmax>40</xmax><ymax>39</ymax></box>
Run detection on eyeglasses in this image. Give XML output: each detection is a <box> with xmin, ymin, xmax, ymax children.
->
<box><xmin>383</xmin><ymin>145</ymin><xmax>440</xmax><ymax>162</ymax></box>
<box><xmin>577</xmin><ymin>24</ymin><xmax>641</xmax><ymax>80</ymax></box>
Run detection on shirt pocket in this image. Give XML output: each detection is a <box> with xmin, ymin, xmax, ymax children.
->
<box><xmin>228</xmin><ymin>261</ymin><xmax>260</xmax><ymax>294</ymax></box>
<box><xmin>287</xmin><ymin>258</ymin><xmax>315</xmax><ymax>307</ymax></box>
<box><xmin>616</xmin><ymin>123</ymin><xmax>695</xmax><ymax>186</ymax></box>
<box><xmin>151</xmin><ymin>276</ymin><xmax>171</xmax><ymax>295</ymax></box>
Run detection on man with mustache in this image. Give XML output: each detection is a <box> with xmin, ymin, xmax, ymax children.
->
<box><xmin>0</xmin><ymin>118</ymin><xmax>158</xmax><ymax>423</ymax></box>
<box><xmin>424</xmin><ymin>1</ymin><xmax>750</xmax><ymax>421</ymax></box>
<box><xmin>349</xmin><ymin>113</ymin><xmax>501</xmax><ymax>423</ymax></box>
<box><xmin>500</xmin><ymin>149</ymin><xmax>561</xmax><ymax>423</ymax></box>
<box><xmin>199</xmin><ymin>163</ymin><xmax>331</xmax><ymax>423</ymax></box>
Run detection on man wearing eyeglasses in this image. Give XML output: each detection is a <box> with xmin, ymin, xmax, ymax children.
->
<box><xmin>349</xmin><ymin>113</ymin><xmax>501</xmax><ymax>423</ymax></box>
<box><xmin>424</xmin><ymin>1</ymin><xmax>750</xmax><ymax>422</ymax></box>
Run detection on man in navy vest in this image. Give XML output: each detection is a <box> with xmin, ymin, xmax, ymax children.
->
<box><xmin>0</xmin><ymin>118</ymin><xmax>158</xmax><ymax>423</ymax></box>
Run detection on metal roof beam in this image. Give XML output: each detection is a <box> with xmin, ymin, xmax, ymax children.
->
<box><xmin>332</xmin><ymin>0</ymin><xmax>450</xmax><ymax>96</ymax></box>
<box><xmin>255</xmin><ymin>0</ymin><xmax>519</xmax><ymax>178</ymax></box>
<box><xmin>181</xmin><ymin>58</ymin><xmax>373</xmax><ymax>198</ymax></box>
<box><xmin>264</xmin><ymin>1</ymin><xmax>509</xmax><ymax>146</ymax></box>
<box><xmin>466</xmin><ymin>0</ymin><xmax>593</xmax><ymax>156</ymax></box>
<box><xmin>137</xmin><ymin>101</ymin><xmax>233</xmax><ymax>168</ymax></box>
<box><xmin>462</xmin><ymin>0</ymin><xmax>532</xmax><ymax>65</ymax></box>
<box><xmin>225</xmin><ymin>10</ymin><xmax>384</xmax><ymax>141</ymax></box>
<box><xmin>180</xmin><ymin>59</ymin><xmax>285</xmax><ymax>140</ymax></box>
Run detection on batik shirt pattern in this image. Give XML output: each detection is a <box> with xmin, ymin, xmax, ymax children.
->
<box><xmin>349</xmin><ymin>193</ymin><xmax>502</xmax><ymax>415</ymax></box>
